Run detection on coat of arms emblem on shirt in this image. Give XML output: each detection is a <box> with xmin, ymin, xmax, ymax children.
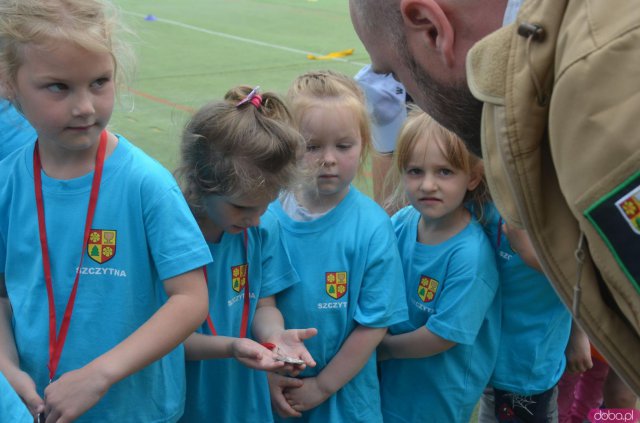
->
<box><xmin>616</xmin><ymin>185</ymin><xmax>640</xmax><ymax>235</ymax></box>
<box><xmin>418</xmin><ymin>276</ymin><xmax>439</xmax><ymax>303</ymax></box>
<box><xmin>231</xmin><ymin>264</ymin><xmax>248</xmax><ymax>292</ymax></box>
<box><xmin>87</xmin><ymin>229</ymin><xmax>117</xmax><ymax>264</ymax></box>
<box><xmin>326</xmin><ymin>271</ymin><xmax>347</xmax><ymax>299</ymax></box>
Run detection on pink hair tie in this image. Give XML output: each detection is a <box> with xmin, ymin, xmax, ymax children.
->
<box><xmin>236</xmin><ymin>86</ymin><xmax>262</xmax><ymax>108</ymax></box>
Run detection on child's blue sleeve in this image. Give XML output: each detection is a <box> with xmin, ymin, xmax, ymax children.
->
<box><xmin>143</xmin><ymin>184</ymin><xmax>212</xmax><ymax>281</ymax></box>
<box><xmin>427</xmin><ymin>236</ymin><xmax>499</xmax><ymax>344</ymax></box>
<box><xmin>354</xmin><ymin>219</ymin><xmax>408</xmax><ymax>328</ymax></box>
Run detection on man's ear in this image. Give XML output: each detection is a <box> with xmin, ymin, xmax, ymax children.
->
<box><xmin>399</xmin><ymin>0</ymin><xmax>455</xmax><ymax>68</ymax></box>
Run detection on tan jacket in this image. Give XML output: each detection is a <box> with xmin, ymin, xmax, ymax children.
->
<box><xmin>467</xmin><ymin>0</ymin><xmax>640</xmax><ymax>393</ymax></box>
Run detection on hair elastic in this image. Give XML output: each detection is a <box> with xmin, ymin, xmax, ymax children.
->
<box><xmin>236</xmin><ymin>86</ymin><xmax>262</xmax><ymax>108</ymax></box>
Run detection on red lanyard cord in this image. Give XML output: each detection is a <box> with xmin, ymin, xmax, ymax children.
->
<box><xmin>33</xmin><ymin>131</ymin><xmax>108</xmax><ymax>381</ymax></box>
<box><xmin>204</xmin><ymin>228</ymin><xmax>250</xmax><ymax>338</ymax></box>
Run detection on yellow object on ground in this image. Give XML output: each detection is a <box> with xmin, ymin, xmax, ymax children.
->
<box><xmin>307</xmin><ymin>48</ymin><xmax>354</xmax><ymax>60</ymax></box>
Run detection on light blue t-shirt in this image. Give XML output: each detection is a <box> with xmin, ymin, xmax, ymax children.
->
<box><xmin>0</xmin><ymin>371</ymin><xmax>32</xmax><ymax>423</ymax></box>
<box><xmin>269</xmin><ymin>187</ymin><xmax>408</xmax><ymax>423</ymax></box>
<box><xmin>0</xmin><ymin>100</ymin><xmax>36</xmax><ymax>161</ymax></box>
<box><xmin>0</xmin><ymin>136</ymin><xmax>212</xmax><ymax>422</ymax></box>
<box><xmin>380</xmin><ymin>206</ymin><xmax>501</xmax><ymax>423</ymax></box>
<box><xmin>483</xmin><ymin>203</ymin><xmax>571</xmax><ymax>394</ymax></box>
<box><xmin>181</xmin><ymin>210</ymin><xmax>299</xmax><ymax>423</ymax></box>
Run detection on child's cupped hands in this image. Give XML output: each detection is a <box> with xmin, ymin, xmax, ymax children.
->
<box><xmin>230</xmin><ymin>338</ymin><xmax>286</xmax><ymax>371</ymax></box>
<box><xmin>283</xmin><ymin>376</ymin><xmax>331</xmax><ymax>413</ymax></box>
<box><xmin>267</xmin><ymin>372</ymin><xmax>304</xmax><ymax>418</ymax></box>
<box><xmin>266</xmin><ymin>327</ymin><xmax>318</xmax><ymax>376</ymax></box>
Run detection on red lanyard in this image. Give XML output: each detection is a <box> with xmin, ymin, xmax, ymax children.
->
<box><xmin>204</xmin><ymin>228</ymin><xmax>250</xmax><ymax>338</ymax></box>
<box><xmin>33</xmin><ymin>130</ymin><xmax>107</xmax><ymax>381</ymax></box>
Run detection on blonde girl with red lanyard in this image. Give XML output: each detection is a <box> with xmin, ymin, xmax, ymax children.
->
<box><xmin>0</xmin><ymin>0</ymin><xmax>213</xmax><ymax>421</ymax></box>
<box><xmin>175</xmin><ymin>86</ymin><xmax>317</xmax><ymax>423</ymax></box>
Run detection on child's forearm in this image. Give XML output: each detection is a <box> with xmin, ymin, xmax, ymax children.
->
<box><xmin>87</xmin><ymin>268</ymin><xmax>208</xmax><ymax>386</ymax></box>
<box><xmin>379</xmin><ymin>326</ymin><xmax>455</xmax><ymax>360</ymax></box>
<box><xmin>252</xmin><ymin>296</ymin><xmax>284</xmax><ymax>342</ymax></box>
<box><xmin>183</xmin><ymin>333</ymin><xmax>238</xmax><ymax>360</ymax></box>
<box><xmin>316</xmin><ymin>325</ymin><xmax>386</xmax><ymax>395</ymax></box>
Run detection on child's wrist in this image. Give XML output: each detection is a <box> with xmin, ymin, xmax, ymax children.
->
<box><xmin>82</xmin><ymin>359</ymin><xmax>117</xmax><ymax>393</ymax></box>
<box><xmin>0</xmin><ymin>364</ymin><xmax>23</xmax><ymax>381</ymax></box>
<box><xmin>256</xmin><ymin>325</ymin><xmax>284</xmax><ymax>344</ymax></box>
<box><xmin>315</xmin><ymin>373</ymin><xmax>338</xmax><ymax>396</ymax></box>
<box><xmin>228</xmin><ymin>337</ymin><xmax>243</xmax><ymax>359</ymax></box>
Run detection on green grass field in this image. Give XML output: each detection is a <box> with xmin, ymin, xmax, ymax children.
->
<box><xmin>110</xmin><ymin>0</ymin><xmax>369</xmax><ymax>175</ymax></box>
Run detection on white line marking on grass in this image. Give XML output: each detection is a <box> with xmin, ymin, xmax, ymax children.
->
<box><xmin>123</xmin><ymin>11</ymin><xmax>367</xmax><ymax>67</ymax></box>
